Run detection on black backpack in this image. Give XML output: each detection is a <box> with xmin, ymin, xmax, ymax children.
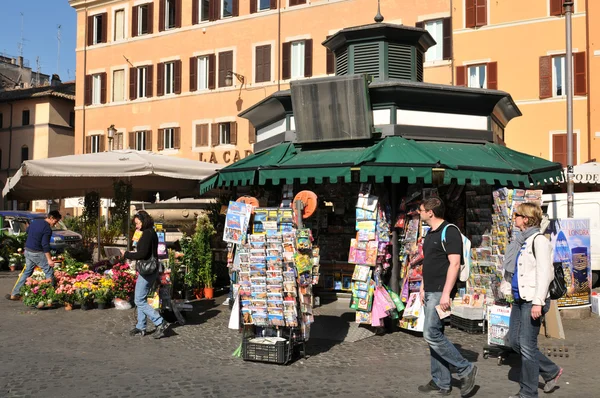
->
<box><xmin>532</xmin><ymin>234</ymin><xmax>567</xmax><ymax>300</ymax></box>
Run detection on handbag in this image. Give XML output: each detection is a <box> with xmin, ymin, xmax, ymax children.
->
<box><xmin>532</xmin><ymin>235</ymin><xmax>567</xmax><ymax>300</ymax></box>
<box><xmin>136</xmin><ymin>255</ymin><xmax>159</xmax><ymax>276</ymax></box>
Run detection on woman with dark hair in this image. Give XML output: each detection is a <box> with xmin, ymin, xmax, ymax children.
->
<box><xmin>122</xmin><ymin>210</ymin><xmax>170</xmax><ymax>338</ymax></box>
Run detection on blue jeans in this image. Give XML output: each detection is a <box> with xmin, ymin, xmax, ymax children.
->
<box><xmin>508</xmin><ymin>299</ymin><xmax>560</xmax><ymax>398</ymax></box>
<box><xmin>11</xmin><ymin>250</ymin><xmax>54</xmax><ymax>296</ymax></box>
<box><xmin>134</xmin><ymin>272</ymin><xmax>163</xmax><ymax>330</ymax></box>
<box><xmin>423</xmin><ymin>292</ymin><xmax>473</xmax><ymax>390</ymax></box>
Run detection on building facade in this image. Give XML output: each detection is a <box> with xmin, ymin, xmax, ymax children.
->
<box><xmin>0</xmin><ymin>55</ymin><xmax>51</xmax><ymax>91</ymax></box>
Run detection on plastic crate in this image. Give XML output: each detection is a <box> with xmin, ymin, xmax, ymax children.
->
<box><xmin>452</xmin><ymin>305</ymin><xmax>485</xmax><ymax>320</ymax></box>
<box><xmin>450</xmin><ymin>315</ymin><xmax>485</xmax><ymax>334</ymax></box>
<box><xmin>242</xmin><ymin>338</ymin><xmax>290</xmax><ymax>365</ymax></box>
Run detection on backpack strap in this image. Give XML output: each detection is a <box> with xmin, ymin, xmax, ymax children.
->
<box><xmin>440</xmin><ymin>223</ymin><xmax>458</xmax><ymax>252</ymax></box>
<box><xmin>531</xmin><ymin>233</ymin><xmax>541</xmax><ymax>259</ymax></box>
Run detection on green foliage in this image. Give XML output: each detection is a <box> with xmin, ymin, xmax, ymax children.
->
<box><xmin>83</xmin><ymin>192</ymin><xmax>100</xmax><ymax>223</ymax></box>
<box><xmin>181</xmin><ymin>214</ymin><xmax>216</xmax><ymax>289</ymax></box>
<box><xmin>112</xmin><ymin>180</ymin><xmax>132</xmax><ymax>234</ymax></box>
<box><xmin>64</xmin><ymin>242</ymin><xmax>93</xmax><ymax>263</ymax></box>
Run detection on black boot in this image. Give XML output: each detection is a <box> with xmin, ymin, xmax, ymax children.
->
<box><xmin>153</xmin><ymin>322</ymin><xmax>170</xmax><ymax>339</ymax></box>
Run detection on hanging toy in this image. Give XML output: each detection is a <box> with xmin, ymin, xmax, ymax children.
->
<box><xmin>236</xmin><ymin>196</ymin><xmax>259</xmax><ymax>213</ymax></box>
<box><xmin>293</xmin><ymin>190</ymin><xmax>318</xmax><ymax>220</ymax></box>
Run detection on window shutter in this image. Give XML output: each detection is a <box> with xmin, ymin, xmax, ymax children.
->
<box><xmin>195</xmin><ymin>124</ymin><xmax>202</xmax><ymax>147</ymax></box>
<box><xmin>157</xmin><ymin>63</ymin><xmax>164</xmax><ymax>96</ymax></box>
<box><xmin>129</xmin><ymin>67</ymin><xmax>137</xmax><ymax>100</ymax></box>
<box><xmin>190</xmin><ymin>57</ymin><xmax>198</xmax><ymax>91</ymax></box>
<box><xmin>250</xmin><ymin>0</ymin><xmax>257</xmax><ymax>13</ymax></box>
<box><xmin>249</xmin><ymin>123</ymin><xmax>256</xmax><ymax>144</ymax></box>
<box><xmin>282</xmin><ymin>42</ymin><xmax>291</xmax><ymax>80</ymax></box>
<box><xmin>175</xmin><ymin>0</ymin><xmax>182</xmax><ymax>28</ymax></box>
<box><xmin>219</xmin><ymin>51</ymin><xmax>233</xmax><ymax>87</ymax></box>
<box><xmin>486</xmin><ymin>62</ymin><xmax>497</xmax><ymax>90</ymax></box>
<box><xmin>84</xmin><ymin>75</ymin><xmax>92</xmax><ymax>106</ymax></box>
<box><xmin>455</xmin><ymin>66</ymin><xmax>466</xmax><ymax>86</ymax></box>
<box><xmin>304</xmin><ymin>39</ymin><xmax>313</xmax><ymax>77</ymax></box>
<box><xmin>174</xmin><ymin>60</ymin><xmax>182</xmax><ymax>94</ymax></box>
<box><xmin>87</xmin><ymin>16</ymin><xmax>94</xmax><ymax>45</ymax></box>
<box><xmin>146</xmin><ymin>65</ymin><xmax>154</xmax><ymax>97</ymax></box>
<box><xmin>232</xmin><ymin>0</ymin><xmax>239</xmax><ymax>17</ymax></box>
<box><xmin>574</xmin><ymin>52</ymin><xmax>587</xmax><ymax>96</ymax></box>
<box><xmin>263</xmin><ymin>45</ymin><xmax>271</xmax><ymax>81</ymax></box>
<box><xmin>145</xmin><ymin>131</ymin><xmax>153</xmax><ymax>151</ymax></box>
<box><xmin>99</xmin><ymin>135</ymin><xmax>106</xmax><ymax>152</ymax></box>
<box><xmin>325</xmin><ymin>35</ymin><xmax>334</xmax><ymax>75</ymax></box>
<box><xmin>101</xmin><ymin>13</ymin><xmax>108</xmax><ymax>43</ymax></box>
<box><xmin>255</xmin><ymin>46</ymin><xmax>264</xmax><ymax>82</ymax></box>
<box><xmin>230</xmin><ymin>122</ymin><xmax>238</xmax><ymax>145</ymax></box>
<box><xmin>208</xmin><ymin>53</ymin><xmax>216</xmax><ymax>89</ymax></box>
<box><xmin>192</xmin><ymin>0</ymin><xmax>199</xmax><ymax>24</ymax></box>
<box><xmin>465</xmin><ymin>0</ymin><xmax>475</xmax><ymax>28</ymax></box>
<box><xmin>539</xmin><ymin>56</ymin><xmax>552</xmax><ymax>99</ymax></box>
<box><xmin>209</xmin><ymin>0</ymin><xmax>217</xmax><ymax>21</ymax></box>
<box><xmin>157</xmin><ymin>129</ymin><xmax>164</xmax><ymax>151</ymax></box>
<box><xmin>442</xmin><ymin>17</ymin><xmax>452</xmax><ymax>60</ymax></box>
<box><xmin>270</xmin><ymin>0</ymin><xmax>277</xmax><ymax>9</ymax></box>
<box><xmin>100</xmin><ymin>72</ymin><xmax>107</xmax><ymax>103</ymax></box>
<box><xmin>129</xmin><ymin>132</ymin><xmax>135</xmax><ymax>149</ymax></box>
<box><xmin>147</xmin><ymin>2</ymin><xmax>154</xmax><ymax>34</ymax></box>
<box><xmin>552</xmin><ymin>134</ymin><xmax>576</xmax><ymax>167</ymax></box>
<box><xmin>174</xmin><ymin>127</ymin><xmax>181</xmax><ymax>149</ymax></box>
<box><xmin>475</xmin><ymin>0</ymin><xmax>487</xmax><ymax>27</ymax></box>
<box><xmin>132</xmin><ymin>6</ymin><xmax>139</xmax><ymax>37</ymax></box>
<box><xmin>159</xmin><ymin>0</ymin><xmax>165</xmax><ymax>32</ymax></box>
<box><xmin>197</xmin><ymin>124</ymin><xmax>209</xmax><ymax>146</ymax></box>
<box><xmin>415</xmin><ymin>21</ymin><xmax>424</xmax><ymax>29</ymax></box>
<box><xmin>211</xmin><ymin>123</ymin><xmax>219</xmax><ymax>146</ymax></box>
<box><xmin>85</xmin><ymin>136</ymin><xmax>92</xmax><ymax>153</ymax></box>
<box><xmin>550</xmin><ymin>0</ymin><xmax>564</xmax><ymax>16</ymax></box>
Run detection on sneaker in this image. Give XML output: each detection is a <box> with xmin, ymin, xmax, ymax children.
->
<box><xmin>153</xmin><ymin>321</ymin><xmax>170</xmax><ymax>339</ymax></box>
<box><xmin>418</xmin><ymin>380</ymin><xmax>451</xmax><ymax>395</ymax></box>
<box><xmin>460</xmin><ymin>365</ymin><xmax>478</xmax><ymax>397</ymax></box>
<box><xmin>129</xmin><ymin>328</ymin><xmax>146</xmax><ymax>337</ymax></box>
<box><xmin>543</xmin><ymin>368</ymin><xmax>563</xmax><ymax>393</ymax></box>
<box><xmin>5</xmin><ymin>294</ymin><xmax>21</xmax><ymax>301</ymax></box>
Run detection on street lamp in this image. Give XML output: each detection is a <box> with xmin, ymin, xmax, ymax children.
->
<box><xmin>107</xmin><ymin>124</ymin><xmax>116</xmax><ymax>151</ymax></box>
<box><xmin>225</xmin><ymin>71</ymin><xmax>245</xmax><ymax>98</ymax></box>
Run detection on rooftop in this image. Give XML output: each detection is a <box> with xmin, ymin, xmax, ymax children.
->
<box><xmin>0</xmin><ymin>82</ymin><xmax>75</xmax><ymax>103</ymax></box>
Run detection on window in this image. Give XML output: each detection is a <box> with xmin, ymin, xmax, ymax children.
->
<box><xmin>552</xmin><ymin>55</ymin><xmax>565</xmax><ymax>97</ymax></box>
<box><xmin>221</xmin><ymin>0</ymin><xmax>233</xmax><ymax>18</ymax></box>
<box><xmin>158</xmin><ymin>127</ymin><xmax>181</xmax><ymax>150</ymax></box>
<box><xmin>87</xmin><ymin>13</ymin><xmax>107</xmax><ymax>45</ymax></box>
<box><xmin>219</xmin><ymin>123</ymin><xmax>231</xmax><ymax>145</ymax></box>
<box><xmin>129</xmin><ymin>131</ymin><xmax>152</xmax><ymax>151</ymax></box>
<box><xmin>552</xmin><ymin>133</ymin><xmax>577</xmax><ymax>167</ymax></box>
<box><xmin>91</xmin><ymin>135</ymin><xmax>101</xmax><ymax>153</ymax></box>
<box><xmin>114</xmin><ymin>9</ymin><xmax>125</xmax><ymax>40</ymax></box>
<box><xmin>129</xmin><ymin>65</ymin><xmax>153</xmax><ymax>100</ymax></box>
<box><xmin>193</xmin><ymin>0</ymin><xmax>210</xmax><ymax>23</ymax></box>
<box><xmin>465</xmin><ymin>0</ymin><xmax>487</xmax><ymax>28</ymax></box>
<box><xmin>92</xmin><ymin>74</ymin><xmax>102</xmax><ymax>105</ymax></box>
<box><xmin>210</xmin><ymin>122</ymin><xmax>237</xmax><ymax>146</ymax></box>
<box><xmin>114</xmin><ymin>132</ymin><xmax>124</xmax><ymax>150</ymax></box>
<box><xmin>21</xmin><ymin>145</ymin><xmax>29</xmax><ymax>162</ymax></box>
<box><xmin>468</xmin><ymin>64</ymin><xmax>486</xmax><ymax>89</ymax></box>
<box><xmin>198</xmin><ymin>56</ymin><xmax>210</xmax><ymax>90</ymax></box>
<box><xmin>282</xmin><ymin>40</ymin><xmax>313</xmax><ymax>80</ymax></box>
<box><xmin>190</xmin><ymin>55</ymin><xmax>215</xmax><ymax>91</ymax></box>
<box><xmin>22</xmin><ymin>110</ymin><xmax>30</xmax><ymax>126</ymax></box>
<box><xmin>113</xmin><ymin>69</ymin><xmax>125</xmax><ymax>102</ymax></box>
<box><xmin>258</xmin><ymin>0</ymin><xmax>270</xmax><ymax>11</ymax></box>
<box><xmin>218</xmin><ymin>51</ymin><xmax>234</xmax><ymax>88</ymax></box>
<box><xmin>164</xmin><ymin>62</ymin><xmax>174</xmax><ymax>94</ymax></box>
<box><xmin>289</xmin><ymin>0</ymin><xmax>306</xmax><ymax>6</ymax></box>
<box><xmin>255</xmin><ymin>45</ymin><xmax>271</xmax><ymax>83</ymax></box>
<box><xmin>195</xmin><ymin>124</ymin><xmax>209</xmax><ymax>147</ymax></box>
<box><xmin>424</xmin><ymin>20</ymin><xmax>443</xmax><ymax>62</ymax></box>
<box><xmin>159</xmin><ymin>0</ymin><xmax>180</xmax><ymax>31</ymax></box>
<box><xmin>85</xmin><ymin>135</ymin><xmax>104</xmax><ymax>153</ymax></box>
<box><xmin>69</xmin><ymin>112</ymin><xmax>75</xmax><ymax>127</ymax></box>
<box><xmin>250</xmin><ymin>0</ymin><xmax>276</xmax><ymax>13</ymax></box>
<box><xmin>166</xmin><ymin>0</ymin><xmax>176</xmax><ymax>29</ymax></box>
<box><xmin>137</xmin><ymin>67</ymin><xmax>147</xmax><ymax>98</ymax></box>
<box><xmin>550</xmin><ymin>0</ymin><xmax>565</xmax><ymax>16</ymax></box>
<box><xmin>539</xmin><ymin>53</ymin><xmax>586</xmax><ymax>99</ymax></box>
<box><xmin>85</xmin><ymin>73</ymin><xmax>106</xmax><ymax>105</ymax></box>
<box><xmin>157</xmin><ymin>61</ymin><xmax>181</xmax><ymax>96</ymax></box>
<box><xmin>455</xmin><ymin>62</ymin><xmax>497</xmax><ymax>89</ymax></box>
<box><xmin>132</xmin><ymin>3</ymin><xmax>153</xmax><ymax>37</ymax></box>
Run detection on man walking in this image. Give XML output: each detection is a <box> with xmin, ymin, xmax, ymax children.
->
<box><xmin>5</xmin><ymin>210</ymin><xmax>62</xmax><ymax>301</ymax></box>
<box><xmin>417</xmin><ymin>198</ymin><xmax>477</xmax><ymax>396</ymax></box>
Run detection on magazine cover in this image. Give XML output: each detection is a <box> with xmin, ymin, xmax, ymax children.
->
<box><xmin>488</xmin><ymin>305</ymin><xmax>511</xmax><ymax>346</ymax></box>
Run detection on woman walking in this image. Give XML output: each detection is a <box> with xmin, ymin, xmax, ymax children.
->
<box><xmin>504</xmin><ymin>203</ymin><xmax>562</xmax><ymax>397</ymax></box>
<box><xmin>122</xmin><ymin>210</ymin><xmax>170</xmax><ymax>339</ymax></box>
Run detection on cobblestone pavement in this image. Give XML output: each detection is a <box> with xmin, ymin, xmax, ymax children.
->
<box><xmin>0</xmin><ymin>273</ymin><xmax>598</xmax><ymax>398</ymax></box>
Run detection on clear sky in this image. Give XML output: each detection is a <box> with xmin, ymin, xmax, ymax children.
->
<box><xmin>0</xmin><ymin>0</ymin><xmax>77</xmax><ymax>81</ymax></box>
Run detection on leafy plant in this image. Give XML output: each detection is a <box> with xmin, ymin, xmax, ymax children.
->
<box><xmin>20</xmin><ymin>278</ymin><xmax>56</xmax><ymax>308</ymax></box>
<box><xmin>110</xmin><ymin>263</ymin><xmax>136</xmax><ymax>300</ymax></box>
<box><xmin>113</xmin><ymin>180</ymin><xmax>132</xmax><ymax>234</ymax></box>
<box><xmin>181</xmin><ymin>214</ymin><xmax>216</xmax><ymax>289</ymax></box>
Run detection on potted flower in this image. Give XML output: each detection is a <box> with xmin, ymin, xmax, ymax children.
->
<box><xmin>74</xmin><ymin>285</ymin><xmax>94</xmax><ymax>310</ymax></box>
<box><xmin>54</xmin><ymin>271</ymin><xmax>77</xmax><ymax>310</ymax></box>
<box><xmin>9</xmin><ymin>249</ymin><xmax>24</xmax><ymax>271</ymax></box>
<box><xmin>95</xmin><ymin>277</ymin><xmax>114</xmax><ymax>309</ymax></box>
<box><xmin>182</xmin><ymin>214</ymin><xmax>216</xmax><ymax>299</ymax></box>
<box><xmin>109</xmin><ymin>263</ymin><xmax>136</xmax><ymax>308</ymax></box>
<box><xmin>20</xmin><ymin>278</ymin><xmax>56</xmax><ymax>309</ymax></box>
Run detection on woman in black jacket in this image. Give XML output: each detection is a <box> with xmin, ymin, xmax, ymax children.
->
<box><xmin>123</xmin><ymin>211</ymin><xmax>169</xmax><ymax>338</ymax></box>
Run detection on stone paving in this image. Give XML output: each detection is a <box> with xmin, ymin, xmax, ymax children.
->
<box><xmin>0</xmin><ymin>273</ymin><xmax>598</xmax><ymax>398</ymax></box>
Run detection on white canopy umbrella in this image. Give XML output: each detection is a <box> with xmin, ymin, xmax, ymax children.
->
<box><xmin>567</xmin><ymin>162</ymin><xmax>600</xmax><ymax>184</ymax></box>
<box><xmin>2</xmin><ymin>150</ymin><xmax>221</xmax><ymax>201</ymax></box>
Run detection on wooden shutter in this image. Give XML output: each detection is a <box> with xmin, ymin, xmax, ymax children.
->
<box><xmin>175</xmin><ymin>0</ymin><xmax>182</xmax><ymax>28</ymax></box>
<box><xmin>174</xmin><ymin>127</ymin><xmax>181</xmax><ymax>149</ymax></box>
<box><xmin>232</xmin><ymin>0</ymin><xmax>239</xmax><ymax>17</ymax></box>
<box><xmin>325</xmin><ymin>35</ymin><xmax>334</xmax><ymax>75</ymax></box>
<box><xmin>249</xmin><ymin>123</ymin><xmax>256</xmax><ymax>144</ymax></box>
<box><xmin>209</xmin><ymin>0</ymin><xmax>217</xmax><ymax>21</ymax></box>
<box><xmin>442</xmin><ymin>18</ymin><xmax>452</xmax><ymax>60</ymax></box>
<box><xmin>455</xmin><ymin>66</ymin><xmax>466</xmax><ymax>86</ymax></box>
<box><xmin>218</xmin><ymin>51</ymin><xmax>233</xmax><ymax>87</ymax></box>
<box><xmin>211</xmin><ymin>123</ymin><xmax>219</xmax><ymax>146</ymax></box>
<box><xmin>157</xmin><ymin>63</ymin><xmax>164</xmax><ymax>96</ymax></box>
<box><xmin>146</xmin><ymin>65</ymin><xmax>153</xmax><ymax>97</ymax></box>
<box><xmin>129</xmin><ymin>67</ymin><xmax>137</xmax><ymax>100</ymax></box>
<box><xmin>157</xmin><ymin>129</ymin><xmax>164</xmax><ymax>151</ymax></box>
<box><xmin>132</xmin><ymin>6</ymin><xmax>139</xmax><ymax>37</ymax></box>
<box><xmin>415</xmin><ymin>21</ymin><xmax>424</xmax><ymax>29</ymax></box>
<box><xmin>282</xmin><ymin>42</ymin><xmax>291</xmax><ymax>80</ymax></box>
<box><xmin>159</xmin><ymin>0</ymin><xmax>165</xmax><ymax>31</ymax></box>
<box><xmin>255</xmin><ymin>46</ymin><xmax>263</xmax><ymax>82</ymax></box>
<box><xmin>574</xmin><ymin>52</ymin><xmax>587</xmax><ymax>96</ymax></box>
<box><xmin>465</xmin><ymin>0</ymin><xmax>475</xmax><ymax>28</ymax></box>
<box><xmin>145</xmin><ymin>131</ymin><xmax>152</xmax><ymax>151</ymax></box>
<box><xmin>250</xmin><ymin>0</ymin><xmax>257</xmax><ymax>13</ymax></box>
<box><xmin>100</xmin><ymin>72</ymin><xmax>107</xmax><ymax>104</ymax></box>
<box><xmin>87</xmin><ymin>16</ymin><xmax>94</xmax><ymax>45</ymax></box>
<box><xmin>192</xmin><ymin>0</ymin><xmax>199</xmax><ymax>24</ymax></box>
<box><xmin>552</xmin><ymin>134</ymin><xmax>577</xmax><ymax>167</ymax></box>
<box><xmin>190</xmin><ymin>57</ymin><xmax>198</xmax><ymax>91</ymax></box>
<box><xmin>263</xmin><ymin>45</ymin><xmax>271</xmax><ymax>81</ymax></box>
<box><xmin>129</xmin><ymin>132</ymin><xmax>135</xmax><ymax>149</ymax></box>
<box><xmin>85</xmin><ymin>136</ymin><xmax>92</xmax><ymax>153</ymax></box>
<box><xmin>196</xmin><ymin>124</ymin><xmax>208</xmax><ymax>146</ymax></box>
<box><xmin>475</xmin><ymin>0</ymin><xmax>487</xmax><ymax>27</ymax></box>
<box><xmin>174</xmin><ymin>60</ymin><xmax>182</xmax><ymax>94</ymax></box>
<box><xmin>147</xmin><ymin>2</ymin><xmax>154</xmax><ymax>34</ymax></box>
<box><xmin>99</xmin><ymin>135</ymin><xmax>106</xmax><ymax>152</ymax></box>
<box><xmin>84</xmin><ymin>75</ymin><xmax>92</xmax><ymax>105</ymax></box>
<box><xmin>208</xmin><ymin>54</ymin><xmax>216</xmax><ymax>89</ymax></box>
<box><xmin>550</xmin><ymin>0</ymin><xmax>564</xmax><ymax>16</ymax></box>
<box><xmin>100</xmin><ymin>13</ymin><xmax>108</xmax><ymax>43</ymax></box>
<box><xmin>486</xmin><ymin>61</ymin><xmax>497</xmax><ymax>90</ymax></box>
<box><xmin>304</xmin><ymin>39</ymin><xmax>313</xmax><ymax>77</ymax></box>
<box><xmin>230</xmin><ymin>122</ymin><xmax>238</xmax><ymax>145</ymax></box>
<box><xmin>270</xmin><ymin>0</ymin><xmax>277</xmax><ymax>9</ymax></box>
<box><xmin>539</xmin><ymin>56</ymin><xmax>552</xmax><ymax>99</ymax></box>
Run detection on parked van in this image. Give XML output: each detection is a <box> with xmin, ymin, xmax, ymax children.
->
<box><xmin>542</xmin><ymin>192</ymin><xmax>600</xmax><ymax>287</ymax></box>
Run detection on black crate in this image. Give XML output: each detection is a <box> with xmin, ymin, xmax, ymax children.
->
<box><xmin>242</xmin><ymin>339</ymin><xmax>290</xmax><ymax>365</ymax></box>
<box><xmin>450</xmin><ymin>315</ymin><xmax>485</xmax><ymax>334</ymax></box>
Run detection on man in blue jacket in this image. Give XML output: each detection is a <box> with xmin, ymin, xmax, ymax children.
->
<box><xmin>5</xmin><ymin>210</ymin><xmax>62</xmax><ymax>301</ymax></box>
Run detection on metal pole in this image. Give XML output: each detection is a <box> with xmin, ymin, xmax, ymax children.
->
<box><xmin>390</xmin><ymin>185</ymin><xmax>400</xmax><ymax>294</ymax></box>
<box><xmin>565</xmin><ymin>0</ymin><xmax>575</xmax><ymax>218</ymax></box>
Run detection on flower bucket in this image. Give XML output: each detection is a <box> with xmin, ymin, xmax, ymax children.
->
<box><xmin>64</xmin><ymin>303</ymin><xmax>73</xmax><ymax>311</ymax></box>
<box><xmin>80</xmin><ymin>302</ymin><xmax>91</xmax><ymax>311</ymax></box>
<box><xmin>96</xmin><ymin>302</ymin><xmax>107</xmax><ymax>310</ymax></box>
<box><xmin>9</xmin><ymin>265</ymin><xmax>16</xmax><ymax>272</ymax></box>
<box><xmin>204</xmin><ymin>287</ymin><xmax>214</xmax><ymax>300</ymax></box>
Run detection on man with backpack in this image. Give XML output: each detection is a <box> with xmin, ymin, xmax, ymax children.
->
<box><xmin>417</xmin><ymin>198</ymin><xmax>477</xmax><ymax>397</ymax></box>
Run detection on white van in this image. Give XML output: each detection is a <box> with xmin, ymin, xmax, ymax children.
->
<box><xmin>542</xmin><ymin>192</ymin><xmax>600</xmax><ymax>287</ymax></box>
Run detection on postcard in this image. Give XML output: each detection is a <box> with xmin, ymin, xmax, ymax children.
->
<box><xmin>352</xmin><ymin>265</ymin><xmax>370</xmax><ymax>281</ymax></box>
